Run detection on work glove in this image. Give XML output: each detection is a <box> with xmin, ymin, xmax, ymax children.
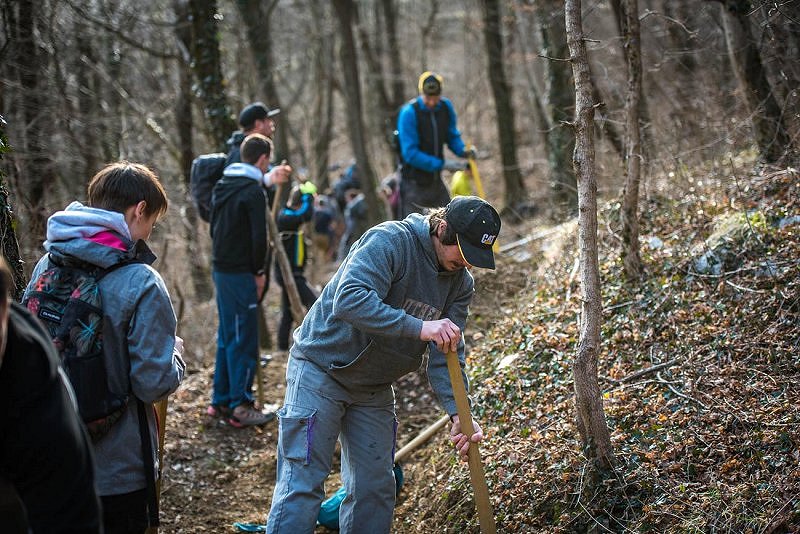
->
<box><xmin>442</xmin><ymin>159</ymin><xmax>468</xmax><ymax>171</ymax></box>
<box><xmin>463</xmin><ymin>147</ymin><xmax>478</xmax><ymax>160</ymax></box>
<box><xmin>299</xmin><ymin>181</ymin><xmax>318</xmax><ymax>195</ymax></box>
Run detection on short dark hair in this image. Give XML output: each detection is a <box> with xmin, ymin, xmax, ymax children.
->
<box><xmin>0</xmin><ymin>256</ymin><xmax>12</xmax><ymax>300</ymax></box>
<box><xmin>428</xmin><ymin>207</ymin><xmax>457</xmax><ymax>245</ymax></box>
<box><xmin>87</xmin><ymin>162</ymin><xmax>168</xmax><ymax>218</ymax></box>
<box><xmin>240</xmin><ymin>134</ymin><xmax>272</xmax><ymax>165</ymax></box>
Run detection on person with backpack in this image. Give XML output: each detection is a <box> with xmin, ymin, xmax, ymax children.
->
<box><xmin>208</xmin><ymin>133</ymin><xmax>276</xmax><ymax>427</ymax></box>
<box><xmin>396</xmin><ymin>71</ymin><xmax>475</xmax><ymax>218</ymax></box>
<box><xmin>275</xmin><ymin>183</ymin><xmax>319</xmax><ymax>352</ymax></box>
<box><xmin>1</xmin><ymin>256</ymin><xmax>102</xmax><ymax>533</ymax></box>
<box><xmin>23</xmin><ymin>162</ymin><xmax>186</xmax><ymax>534</ymax></box>
<box><xmin>266</xmin><ymin>195</ymin><xmax>501</xmax><ymax>533</ymax></box>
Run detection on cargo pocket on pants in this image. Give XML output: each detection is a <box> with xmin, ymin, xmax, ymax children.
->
<box><xmin>277</xmin><ymin>404</ymin><xmax>317</xmax><ymax>466</ymax></box>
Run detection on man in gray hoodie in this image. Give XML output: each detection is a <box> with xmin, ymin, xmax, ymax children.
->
<box><xmin>266</xmin><ymin>195</ymin><xmax>501</xmax><ymax>533</ymax></box>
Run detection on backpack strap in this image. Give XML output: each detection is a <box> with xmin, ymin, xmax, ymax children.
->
<box><xmin>136</xmin><ymin>398</ymin><xmax>159</xmax><ymax>527</ymax></box>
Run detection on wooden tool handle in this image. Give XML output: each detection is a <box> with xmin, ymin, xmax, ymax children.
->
<box><xmin>445</xmin><ymin>351</ymin><xmax>496</xmax><ymax>534</ymax></box>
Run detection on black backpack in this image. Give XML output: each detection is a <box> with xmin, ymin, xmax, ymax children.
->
<box><xmin>23</xmin><ymin>256</ymin><xmax>136</xmax><ymax>442</ymax></box>
<box><xmin>190</xmin><ymin>153</ymin><xmax>227</xmax><ymax>222</ymax></box>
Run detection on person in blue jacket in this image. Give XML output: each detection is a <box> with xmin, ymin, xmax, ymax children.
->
<box><xmin>266</xmin><ymin>195</ymin><xmax>501</xmax><ymax>534</ymax></box>
<box><xmin>275</xmin><ymin>182</ymin><xmax>319</xmax><ymax>351</ymax></box>
<box><xmin>396</xmin><ymin>71</ymin><xmax>475</xmax><ymax>218</ymax></box>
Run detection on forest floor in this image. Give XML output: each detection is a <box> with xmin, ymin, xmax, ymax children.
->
<box><xmin>159</xmin><ymin>155</ymin><xmax>799</xmax><ymax>532</ymax></box>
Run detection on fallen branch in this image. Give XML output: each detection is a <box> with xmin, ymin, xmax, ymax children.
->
<box><xmin>601</xmin><ymin>359</ymin><xmax>677</xmax><ymax>385</ymax></box>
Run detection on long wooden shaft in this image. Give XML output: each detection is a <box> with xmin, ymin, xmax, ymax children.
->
<box><xmin>445</xmin><ymin>351</ymin><xmax>496</xmax><ymax>534</ymax></box>
<box><xmin>394</xmin><ymin>414</ymin><xmax>450</xmax><ymax>463</ymax></box>
<box><xmin>267</xmin><ymin>184</ymin><xmax>306</xmax><ymax>324</ymax></box>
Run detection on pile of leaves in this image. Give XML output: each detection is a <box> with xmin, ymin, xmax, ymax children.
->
<box><xmin>392</xmin><ymin>160</ymin><xmax>799</xmax><ymax>532</ymax></box>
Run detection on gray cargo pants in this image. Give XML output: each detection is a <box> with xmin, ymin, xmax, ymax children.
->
<box><xmin>266</xmin><ymin>356</ymin><xmax>397</xmax><ymax>533</ymax></box>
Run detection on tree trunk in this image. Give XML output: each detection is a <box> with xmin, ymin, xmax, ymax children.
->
<box><xmin>310</xmin><ymin>1</ymin><xmax>335</xmax><ymax>191</ymax></box>
<box><xmin>717</xmin><ymin>0</ymin><xmax>791</xmax><ymax>162</ymax></box>
<box><xmin>536</xmin><ymin>0</ymin><xmax>577</xmax><ymax>213</ymax></box>
<box><xmin>0</xmin><ymin>124</ymin><xmax>25</xmax><ymax>300</ymax></box>
<box><xmin>619</xmin><ymin>0</ymin><xmax>643</xmax><ymax>280</ymax></box>
<box><xmin>332</xmin><ymin>0</ymin><xmax>385</xmax><ymax>226</ymax></box>
<box><xmin>188</xmin><ymin>0</ymin><xmax>236</xmax><ymax>149</ymax></box>
<box><xmin>14</xmin><ymin>0</ymin><xmax>53</xmax><ymax>242</ymax></box>
<box><xmin>565</xmin><ymin>0</ymin><xmax>614</xmax><ymax>471</ymax></box>
<box><xmin>480</xmin><ymin>0</ymin><xmax>526</xmax><ymax>212</ymax></box>
<box><xmin>174</xmin><ymin>0</ymin><xmax>213</xmax><ymax>301</ymax></box>
<box><xmin>234</xmin><ymin>0</ymin><xmax>291</xmax><ymax>164</ymax></box>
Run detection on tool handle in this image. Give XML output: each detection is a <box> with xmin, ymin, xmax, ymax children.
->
<box><xmin>393</xmin><ymin>414</ymin><xmax>450</xmax><ymax>463</ymax></box>
<box><xmin>445</xmin><ymin>351</ymin><xmax>496</xmax><ymax>534</ymax></box>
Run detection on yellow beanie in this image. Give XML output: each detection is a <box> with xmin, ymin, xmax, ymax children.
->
<box><xmin>418</xmin><ymin>71</ymin><xmax>443</xmax><ymax>95</ymax></box>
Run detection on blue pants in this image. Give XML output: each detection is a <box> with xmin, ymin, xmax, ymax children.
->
<box><xmin>267</xmin><ymin>357</ymin><xmax>397</xmax><ymax>534</ymax></box>
<box><xmin>212</xmin><ymin>271</ymin><xmax>258</xmax><ymax>409</ymax></box>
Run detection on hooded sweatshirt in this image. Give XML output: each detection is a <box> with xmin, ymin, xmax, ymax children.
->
<box><xmin>23</xmin><ymin>201</ymin><xmax>185</xmax><ymax>496</ymax></box>
<box><xmin>210</xmin><ymin>162</ymin><xmax>268</xmax><ymax>274</ymax></box>
<box><xmin>291</xmin><ymin>213</ymin><xmax>473</xmax><ymax>415</ymax></box>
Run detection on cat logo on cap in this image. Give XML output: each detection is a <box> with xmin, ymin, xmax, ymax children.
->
<box><xmin>481</xmin><ymin>233</ymin><xmax>496</xmax><ymax>246</ymax></box>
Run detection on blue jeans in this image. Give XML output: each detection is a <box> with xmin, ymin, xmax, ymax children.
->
<box><xmin>212</xmin><ymin>271</ymin><xmax>258</xmax><ymax>409</ymax></box>
<box><xmin>267</xmin><ymin>357</ymin><xmax>397</xmax><ymax>534</ymax></box>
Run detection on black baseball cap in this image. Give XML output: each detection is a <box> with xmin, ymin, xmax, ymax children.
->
<box><xmin>444</xmin><ymin>196</ymin><xmax>501</xmax><ymax>270</ymax></box>
<box><xmin>418</xmin><ymin>71</ymin><xmax>443</xmax><ymax>96</ymax></box>
<box><xmin>238</xmin><ymin>102</ymin><xmax>280</xmax><ymax>129</ymax></box>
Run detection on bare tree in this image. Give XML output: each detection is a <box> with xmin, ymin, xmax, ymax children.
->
<box><xmin>10</xmin><ymin>0</ymin><xmax>54</xmax><ymax>242</ymax></box>
<box><xmin>536</xmin><ymin>0</ymin><xmax>577</xmax><ymax>213</ymax></box>
<box><xmin>234</xmin><ymin>0</ymin><xmax>291</xmax><ymax>164</ymax></box>
<box><xmin>712</xmin><ymin>0</ymin><xmax>791</xmax><ymax>163</ymax></box>
<box><xmin>0</xmin><ymin>118</ymin><xmax>25</xmax><ymax>300</ymax></box>
<box><xmin>565</xmin><ymin>0</ymin><xmax>614</xmax><ymax>471</ymax></box>
<box><xmin>309</xmin><ymin>1</ymin><xmax>336</xmax><ymax>190</ymax></box>
<box><xmin>480</xmin><ymin>0</ymin><xmax>526</xmax><ymax>213</ymax></box>
<box><xmin>188</xmin><ymin>0</ymin><xmax>236</xmax><ymax>148</ymax></box>
<box><xmin>332</xmin><ymin>0</ymin><xmax>385</xmax><ymax>226</ymax></box>
<box><xmin>619</xmin><ymin>0</ymin><xmax>643</xmax><ymax>279</ymax></box>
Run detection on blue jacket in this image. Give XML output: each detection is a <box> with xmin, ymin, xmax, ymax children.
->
<box><xmin>291</xmin><ymin>213</ymin><xmax>473</xmax><ymax>415</ymax></box>
<box><xmin>25</xmin><ymin>202</ymin><xmax>185</xmax><ymax>496</ymax></box>
<box><xmin>397</xmin><ymin>96</ymin><xmax>466</xmax><ymax>172</ymax></box>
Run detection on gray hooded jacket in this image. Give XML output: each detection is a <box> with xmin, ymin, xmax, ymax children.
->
<box><xmin>24</xmin><ymin>201</ymin><xmax>185</xmax><ymax>496</ymax></box>
<box><xmin>291</xmin><ymin>212</ymin><xmax>473</xmax><ymax>415</ymax></box>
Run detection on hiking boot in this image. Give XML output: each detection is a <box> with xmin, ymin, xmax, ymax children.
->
<box><xmin>206</xmin><ymin>404</ymin><xmax>231</xmax><ymax>418</ymax></box>
<box><xmin>228</xmin><ymin>403</ymin><xmax>275</xmax><ymax>428</ymax></box>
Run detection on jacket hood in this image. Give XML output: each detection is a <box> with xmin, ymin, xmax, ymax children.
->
<box><xmin>213</xmin><ymin>163</ymin><xmax>263</xmax><ymax>210</ymax></box>
<box><xmin>44</xmin><ymin>201</ymin><xmax>154</xmax><ymax>268</ymax></box>
<box><xmin>226</xmin><ymin>131</ymin><xmax>246</xmax><ymax>150</ymax></box>
<box><xmin>406</xmin><ymin>212</ymin><xmax>443</xmax><ymax>273</ymax></box>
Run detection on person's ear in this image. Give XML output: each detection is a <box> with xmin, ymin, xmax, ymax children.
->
<box><xmin>134</xmin><ymin>200</ymin><xmax>147</xmax><ymax>219</ymax></box>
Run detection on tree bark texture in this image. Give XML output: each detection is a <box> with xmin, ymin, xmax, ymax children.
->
<box><xmin>0</xmin><ymin>123</ymin><xmax>25</xmax><ymax>300</ymax></box>
<box><xmin>234</xmin><ymin>0</ymin><xmax>291</xmax><ymax>164</ymax></box>
<box><xmin>480</xmin><ymin>0</ymin><xmax>526</xmax><ymax>209</ymax></box>
<box><xmin>536</xmin><ymin>0</ymin><xmax>577</xmax><ymax>212</ymax></box>
<box><xmin>188</xmin><ymin>0</ymin><xmax>236</xmax><ymax>150</ymax></box>
<box><xmin>13</xmin><ymin>0</ymin><xmax>54</xmax><ymax>242</ymax></box>
<box><xmin>718</xmin><ymin>0</ymin><xmax>791</xmax><ymax>162</ymax></box>
<box><xmin>174</xmin><ymin>0</ymin><xmax>213</xmax><ymax>301</ymax></box>
<box><xmin>332</xmin><ymin>0</ymin><xmax>385</xmax><ymax>226</ymax></box>
<box><xmin>565</xmin><ymin>0</ymin><xmax>614</xmax><ymax>471</ymax></box>
<box><xmin>619</xmin><ymin>0</ymin><xmax>643</xmax><ymax>280</ymax></box>
<box><xmin>310</xmin><ymin>1</ymin><xmax>335</xmax><ymax>191</ymax></box>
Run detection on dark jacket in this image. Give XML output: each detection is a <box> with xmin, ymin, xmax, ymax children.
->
<box><xmin>397</xmin><ymin>96</ymin><xmax>466</xmax><ymax>185</ymax></box>
<box><xmin>277</xmin><ymin>193</ymin><xmax>314</xmax><ymax>273</ymax></box>
<box><xmin>0</xmin><ymin>302</ymin><xmax>103</xmax><ymax>532</ymax></box>
<box><xmin>210</xmin><ymin>163</ymin><xmax>268</xmax><ymax>274</ymax></box>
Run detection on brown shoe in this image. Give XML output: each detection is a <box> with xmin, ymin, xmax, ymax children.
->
<box><xmin>228</xmin><ymin>403</ymin><xmax>275</xmax><ymax>428</ymax></box>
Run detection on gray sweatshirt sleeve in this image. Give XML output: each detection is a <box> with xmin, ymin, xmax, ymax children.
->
<box><xmin>127</xmin><ymin>268</ymin><xmax>185</xmax><ymax>403</ymax></box>
<box><xmin>330</xmin><ymin>227</ymin><xmax>423</xmax><ymax>338</ymax></box>
<box><xmin>426</xmin><ymin>275</ymin><xmax>474</xmax><ymax>415</ymax></box>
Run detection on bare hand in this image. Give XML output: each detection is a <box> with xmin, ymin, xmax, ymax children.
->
<box><xmin>419</xmin><ymin>318</ymin><xmax>461</xmax><ymax>353</ymax></box>
<box><xmin>270</xmin><ymin>164</ymin><xmax>292</xmax><ymax>185</ymax></box>
<box><xmin>449</xmin><ymin>415</ymin><xmax>483</xmax><ymax>462</ymax></box>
